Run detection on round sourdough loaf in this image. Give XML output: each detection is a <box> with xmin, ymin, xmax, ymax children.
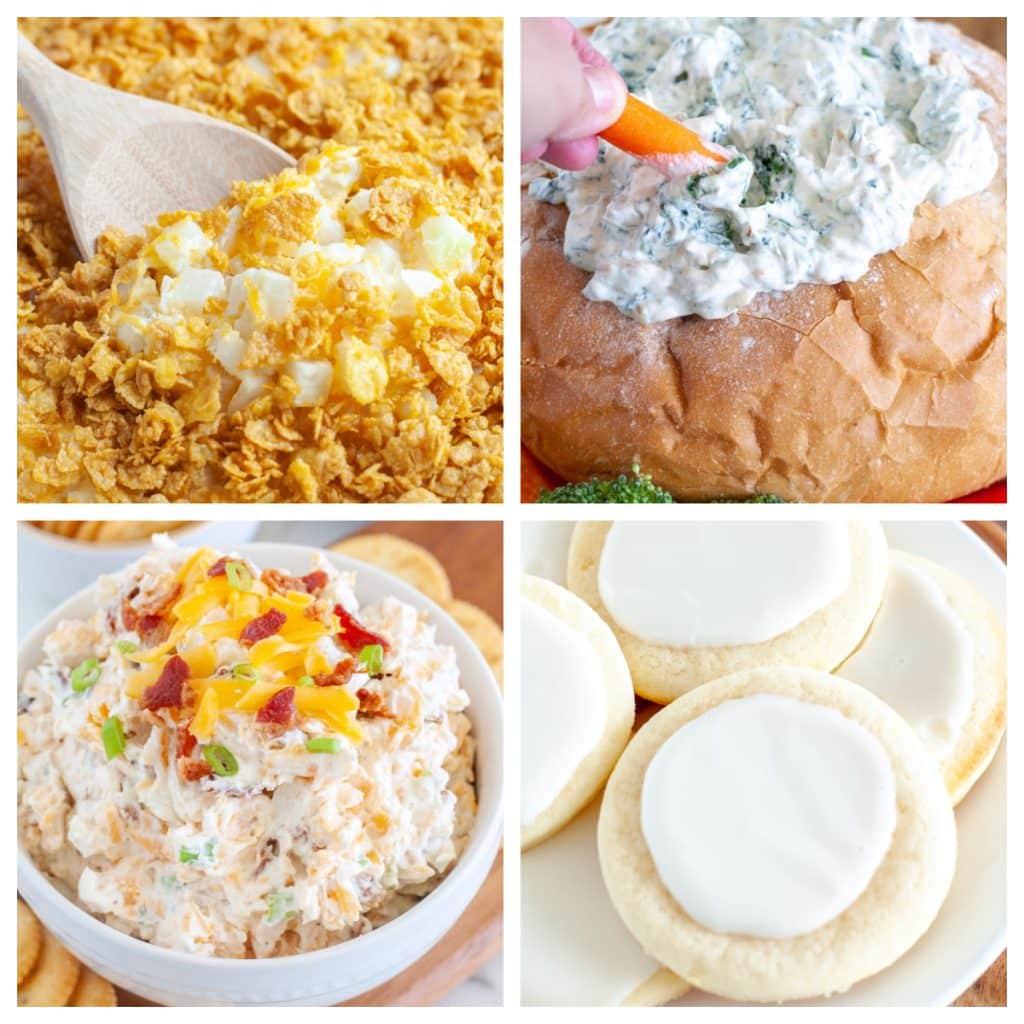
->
<box><xmin>521</xmin><ymin>22</ymin><xmax>1005</xmax><ymax>503</ymax></box>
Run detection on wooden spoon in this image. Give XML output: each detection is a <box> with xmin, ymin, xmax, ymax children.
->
<box><xmin>17</xmin><ymin>32</ymin><xmax>295</xmax><ymax>258</ymax></box>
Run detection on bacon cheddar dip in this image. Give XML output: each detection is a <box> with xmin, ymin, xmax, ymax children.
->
<box><xmin>17</xmin><ymin>541</ymin><xmax>476</xmax><ymax>957</ymax></box>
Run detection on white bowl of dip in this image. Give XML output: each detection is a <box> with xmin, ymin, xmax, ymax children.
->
<box><xmin>17</xmin><ymin>542</ymin><xmax>504</xmax><ymax>1006</ymax></box>
<box><xmin>17</xmin><ymin>521</ymin><xmax>261</xmax><ymax>636</ymax></box>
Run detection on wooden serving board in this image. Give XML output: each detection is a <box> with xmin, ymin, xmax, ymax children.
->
<box><xmin>335</xmin><ymin>521</ymin><xmax>503</xmax><ymax>1006</ymax></box>
<box><xmin>119</xmin><ymin>521</ymin><xmax>503</xmax><ymax>1006</ymax></box>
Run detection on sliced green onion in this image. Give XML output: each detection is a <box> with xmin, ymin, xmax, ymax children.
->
<box><xmin>297</xmin><ymin>675</ymin><xmax>315</xmax><ymax>687</ymax></box>
<box><xmin>101</xmin><ymin>716</ymin><xmax>125</xmax><ymax>760</ymax></box>
<box><xmin>233</xmin><ymin>662</ymin><xmax>259</xmax><ymax>682</ymax></box>
<box><xmin>306</xmin><ymin>736</ymin><xmax>342</xmax><ymax>754</ymax></box>
<box><xmin>358</xmin><ymin>643</ymin><xmax>384</xmax><ymax>676</ymax></box>
<box><xmin>71</xmin><ymin>657</ymin><xmax>101</xmax><ymax>692</ymax></box>
<box><xmin>115</xmin><ymin>640</ymin><xmax>138</xmax><ymax>654</ymax></box>
<box><xmin>265</xmin><ymin>890</ymin><xmax>296</xmax><ymax>924</ymax></box>
<box><xmin>179</xmin><ymin>847</ymin><xmax>199</xmax><ymax>864</ymax></box>
<box><xmin>202</xmin><ymin>744</ymin><xmax>238</xmax><ymax>777</ymax></box>
<box><xmin>225</xmin><ymin>561</ymin><xmax>253</xmax><ymax>592</ymax></box>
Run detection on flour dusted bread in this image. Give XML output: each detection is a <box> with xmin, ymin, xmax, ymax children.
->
<box><xmin>837</xmin><ymin>550</ymin><xmax>1006</xmax><ymax>806</ymax></box>
<box><xmin>598</xmin><ymin>667</ymin><xmax>957</xmax><ymax>1002</ymax></box>
<box><xmin>521</xmin><ymin>22</ymin><xmax>1005</xmax><ymax>502</ymax></box>
<box><xmin>521</xmin><ymin>575</ymin><xmax>635</xmax><ymax>849</ymax></box>
<box><xmin>567</xmin><ymin>520</ymin><xmax>887</xmax><ymax>702</ymax></box>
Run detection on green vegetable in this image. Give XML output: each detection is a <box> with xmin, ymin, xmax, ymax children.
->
<box><xmin>101</xmin><ymin>716</ymin><xmax>125</xmax><ymax>759</ymax></box>
<box><xmin>537</xmin><ymin>465</ymin><xmax>673</xmax><ymax>504</ymax></box>
<box><xmin>537</xmin><ymin>466</ymin><xmax>785</xmax><ymax>504</ymax></box>
<box><xmin>115</xmin><ymin>640</ymin><xmax>137</xmax><ymax>654</ymax></box>
<box><xmin>711</xmin><ymin>495</ymin><xmax>786</xmax><ymax>504</ymax></box>
<box><xmin>179</xmin><ymin>838</ymin><xmax>215</xmax><ymax>864</ymax></box>
<box><xmin>265</xmin><ymin>890</ymin><xmax>297</xmax><ymax>924</ymax></box>
<box><xmin>226</xmin><ymin>561</ymin><xmax>251</xmax><ymax>593</ymax></box>
<box><xmin>306</xmin><ymin>736</ymin><xmax>343</xmax><ymax>754</ymax></box>
<box><xmin>202</xmin><ymin>744</ymin><xmax>239</xmax><ymax>777</ymax></box>
<box><xmin>232</xmin><ymin>662</ymin><xmax>259</xmax><ymax>682</ymax></box>
<box><xmin>358</xmin><ymin>644</ymin><xmax>384</xmax><ymax>676</ymax></box>
<box><xmin>726</xmin><ymin>156</ymin><xmax>744</xmax><ymax>169</ymax></box>
<box><xmin>71</xmin><ymin>657</ymin><xmax>101</xmax><ymax>692</ymax></box>
<box><xmin>225</xmin><ymin>561</ymin><xmax>253</xmax><ymax>592</ymax></box>
<box><xmin>297</xmin><ymin>675</ymin><xmax>315</xmax><ymax>687</ymax></box>
<box><xmin>861</xmin><ymin>46</ymin><xmax>877</xmax><ymax>58</ymax></box>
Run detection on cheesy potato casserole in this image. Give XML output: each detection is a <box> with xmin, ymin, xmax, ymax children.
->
<box><xmin>18</xmin><ymin>18</ymin><xmax>502</xmax><ymax>503</ymax></box>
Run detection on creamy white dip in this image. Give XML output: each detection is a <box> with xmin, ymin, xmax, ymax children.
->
<box><xmin>530</xmin><ymin>18</ymin><xmax>997</xmax><ymax>322</ymax></box>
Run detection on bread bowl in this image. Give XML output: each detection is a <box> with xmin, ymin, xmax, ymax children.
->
<box><xmin>521</xmin><ymin>19</ymin><xmax>1005</xmax><ymax>502</ymax></box>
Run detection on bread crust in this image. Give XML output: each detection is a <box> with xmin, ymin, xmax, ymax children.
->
<box><xmin>521</xmin><ymin>23</ymin><xmax>1006</xmax><ymax>502</ymax></box>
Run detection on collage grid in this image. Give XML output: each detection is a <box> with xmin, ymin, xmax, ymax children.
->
<box><xmin>12</xmin><ymin>8</ymin><xmax>1014</xmax><ymax>1012</ymax></box>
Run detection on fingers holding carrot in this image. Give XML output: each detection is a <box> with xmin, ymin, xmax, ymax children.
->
<box><xmin>521</xmin><ymin>18</ymin><xmax>627</xmax><ymax>170</ymax></box>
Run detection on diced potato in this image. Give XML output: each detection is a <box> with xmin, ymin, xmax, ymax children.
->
<box><xmin>419</xmin><ymin>213</ymin><xmax>474</xmax><ymax>273</ymax></box>
<box><xmin>285</xmin><ymin>359</ymin><xmax>333</xmax><ymax>407</ymax></box>
<box><xmin>151</xmin><ymin>218</ymin><xmax>211</xmax><ymax>275</ymax></box>
<box><xmin>333</xmin><ymin>337</ymin><xmax>388</xmax><ymax>405</ymax></box>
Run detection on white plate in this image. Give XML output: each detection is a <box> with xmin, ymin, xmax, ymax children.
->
<box><xmin>520</xmin><ymin>520</ymin><xmax>1006</xmax><ymax>1006</ymax></box>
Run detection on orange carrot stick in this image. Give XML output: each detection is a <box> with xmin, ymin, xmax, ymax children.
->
<box><xmin>599</xmin><ymin>94</ymin><xmax>727</xmax><ymax>165</ymax></box>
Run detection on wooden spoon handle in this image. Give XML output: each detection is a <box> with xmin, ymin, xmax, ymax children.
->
<box><xmin>16</xmin><ymin>33</ymin><xmax>64</xmax><ymax>139</ymax></box>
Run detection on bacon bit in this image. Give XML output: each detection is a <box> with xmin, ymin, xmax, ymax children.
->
<box><xmin>122</xmin><ymin>581</ymin><xmax>181</xmax><ymax>646</ymax></box>
<box><xmin>334</xmin><ymin>605</ymin><xmax>389</xmax><ymax>654</ymax></box>
<box><xmin>314</xmin><ymin>660</ymin><xmax>356</xmax><ymax>687</ymax></box>
<box><xmin>256</xmin><ymin>686</ymin><xmax>296</xmax><ymax>727</ymax></box>
<box><xmin>181</xmin><ymin>759</ymin><xmax>213</xmax><ymax>782</ymax></box>
<box><xmin>207</xmin><ymin>556</ymin><xmax>230</xmax><ymax>577</ymax></box>
<box><xmin>240</xmin><ymin>608</ymin><xmax>287</xmax><ymax>646</ymax></box>
<box><xmin>177</xmin><ymin>724</ymin><xmax>197</xmax><ymax>760</ymax></box>
<box><xmin>262</xmin><ymin>568</ymin><xmax>306</xmax><ymax>596</ymax></box>
<box><xmin>301</xmin><ymin>570</ymin><xmax>328</xmax><ymax>594</ymax></box>
<box><xmin>137</xmin><ymin>614</ymin><xmax>171</xmax><ymax>646</ymax></box>
<box><xmin>356</xmin><ymin>688</ymin><xmax>394</xmax><ymax>719</ymax></box>
<box><xmin>141</xmin><ymin>655</ymin><xmax>190</xmax><ymax>712</ymax></box>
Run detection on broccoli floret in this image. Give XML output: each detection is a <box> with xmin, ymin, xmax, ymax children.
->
<box><xmin>712</xmin><ymin>494</ymin><xmax>786</xmax><ymax>503</ymax></box>
<box><xmin>536</xmin><ymin>465</ymin><xmax>785</xmax><ymax>504</ymax></box>
<box><xmin>537</xmin><ymin>466</ymin><xmax>673</xmax><ymax>504</ymax></box>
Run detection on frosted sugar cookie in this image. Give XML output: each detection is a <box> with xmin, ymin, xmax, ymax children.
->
<box><xmin>568</xmin><ymin>521</ymin><xmax>887</xmax><ymax>702</ymax></box>
<box><xmin>838</xmin><ymin>550</ymin><xmax>1006</xmax><ymax>805</ymax></box>
<box><xmin>523</xmin><ymin>797</ymin><xmax>688</xmax><ymax>1006</ymax></box>
<box><xmin>521</xmin><ymin>574</ymin><xmax>634</xmax><ymax>849</ymax></box>
<box><xmin>599</xmin><ymin>667</ymin><xmax>956</xmax><ymax>1002</ymax></box>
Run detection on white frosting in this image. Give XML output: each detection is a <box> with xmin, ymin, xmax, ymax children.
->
<box><xmin>598</xmin><ymin>522</ymin><xmax>850</xmax><ymax>647</ymax></box>
<box><xmin>521</xmin><ymin>596</ymin><xmax>607</xmax><ymax>826</ymax></box>
<box><xmin>642</xmin><ymin>694</ymin><xmax>896</xmax><ymax>938</ymax></box>
<box><xmin>521</xmin><ymin>521</ymin><xmax>576</xmax><ymax>586</ymax></box>
<box><xmin>523</xmin><ymin>799</ymin><xmax>663</xmax><ymax>1006</ymax></box>
<box><xmin>839</xmin><ymin>554</ymin><xmax>975</xmax><ymax>759</ymax></box>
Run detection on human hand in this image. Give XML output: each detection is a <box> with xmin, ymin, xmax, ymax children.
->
<box><xmin>521</xmin><ymin>18</ymin><xmax>627</xmax><ymax>170</ymax></box>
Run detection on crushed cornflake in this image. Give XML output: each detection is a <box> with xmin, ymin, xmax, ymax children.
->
<box><xmin>17</xmin><ymin>17</ymin><xmax>503</xmax><ymax>503</ymax></box>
